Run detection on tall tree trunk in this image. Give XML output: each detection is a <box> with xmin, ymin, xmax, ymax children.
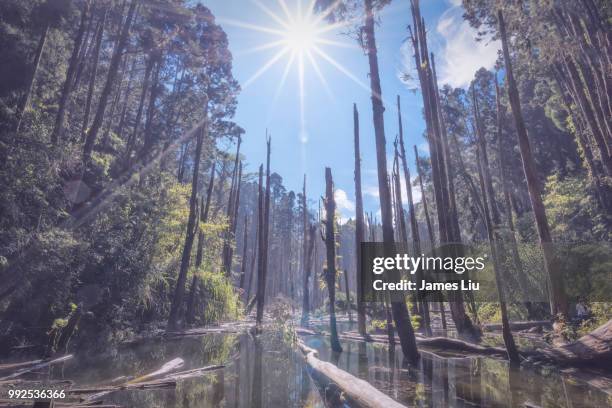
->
<box><xmin>81</xmin><ymin>11</ymin><xmax>107</xmax><ymax>138</ymax></box>
<box><xmin>238</xmin><ymin>216</ymin><xmax>249</xmax><ymax>291</ymax></box>
<box><xmin>397</xmin><ymin>96</ymin><xmax>431</xmax><ymax>336</ymax></box>
<box><xmin>498</xmin><ymin>10</ymin><xmax>568</xmax><ymax>319</ymax></box>
<box><xmin>410</xmin><ymin>0</ymin><xmax>477</xmax><ymax>340</ymax></box>
<box><xmin>495</xmin><ymin>77</ymin><xmax>536</xmax><ymax>319</ymax></box>
<box><xmin>343</xmin><ymin>268</ymin><xmax>352</xmax><ymax>322</ymax></box>
<box><xmin>475</xmin><ymin>136</ymin><xmax>520</xmax><ymax>364</ymax></box>
<box><xmin>353</xmin><ymin>104</ymin><xmax>367</xmax><ymax>335</ymax></box>
<box><xmin>364</xmin><ymin>0</ymin><xmax>419</xmax><ymax>363</ymax></box>
<box><xmin>167</xmin><ymin>118</ymin><xmax>206</xmax><ymax>331</ymax></box>
<box><xmin>51</xmin><ymin>1</ymin><xmax>91</xmax><ymax>144</ymax></box>
<box><xmin>246</xmin><ymin>215</ymin><xmax>259</xmax><ymax>305</ymax></box>
<box><xmin>115</xmin><ymin>57</ymin><xmax>138</xmax><ymax>140</ymax></box>
<box><xmin>186</xmin><ymin>162</ymin><xmax>216</xmax><ymax>325</ymax></box>
<box><xmin>301</xmin><ymin>225</ymin><xmax>316</xmax><ymax>325</ymax></box>
<box><xmin>125</xmin><ymin>56</ymin><xmax>153</xmax><ymax>163</ymax></box>
<box><xmin>324</xmin><ymin>168</ymin><xmax>342</xmax><ymax>352</ymax></box>
<box><xmin>15</xmin><ymin>23</ymin><xmax>50</xmax><ymax>133</ymax></box>
<box><xmin>141</xmin><ymin>54</ymin><xmax>163</xmax><ymax>158</ymax></box>
<box><xmin>414</xmin><ymin>145</ymin><xmax>446</xmax><ymax>331</ymax></box>
<box><xmin>222</xmin><ymin>137</ymin><xmax>242</xmax><ymax>276</ymax></box>
<box><xmin>255</xmin><ymin>137</ymin><xmax>271</xmax><ymax>331</ymax></box>
<box><xmin>83</xmin><ymin>0</ymin><xmax>137</xmax><ymax>163</ymax></box>
<box><xmin>562</xmin><ymin>58</ymin><xmax>612</xmax><ymax>176</ymax></box>
<box><xmin>301</xmin><ymin>175</ymin><xmax>311</xmax><ymax>325</ymax></box>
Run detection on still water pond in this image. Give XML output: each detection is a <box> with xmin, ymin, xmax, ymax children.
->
<box><xmin>7</xmin><ymin>326</ymin><xmax>611</xmax><ymax>407</ymax></box>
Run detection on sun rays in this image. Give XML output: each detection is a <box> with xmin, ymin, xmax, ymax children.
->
<box><xmin>219</xmin><ymin>0</ymin><xmax>366</xmax><ymax>144</ymax></box>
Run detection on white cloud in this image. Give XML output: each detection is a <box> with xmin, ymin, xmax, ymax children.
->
<box><xmin>435</xmin><ymin>6</ymin><xmax>500</xmax><ymax>88</ymax></box>
<box><xmin>334</xmin><ymin>188</ymin><xmax>355</xmax><ymax>213</ymax></box>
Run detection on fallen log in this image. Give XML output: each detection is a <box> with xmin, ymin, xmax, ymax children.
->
<box><xmin>483</xmin><ymin>320</ymin><xmax>551</xmax><ymax>332</ymax></box>
<box><xmin>0</xmin><ymin>359</ymin><xmax>43</xmax><ymax>373</ymax></box>
<box><xmin>535</xmin><ymin>319</ymin><xmax>612</xmax><ymax>368</ymax></box>
<box><xmin>0</xmin><ymin>355</ymin><xmax>73</xmax><ymax>380</ymax></box>
<box><xmin>127</xmin><ymin>357</ymin><xmax>184</xmax><ymax>384</ymax></box>
<box><xmin>69</xmin><ymin>379</ymin><xmax>177</xmax><ymax>395</ymax></box>
<box><xmin>297</xmin><ymin>341</ymin><xmax>406</xmax><ymax>408</ymax></box>
<box><xmin>325</xmin><ymin>330</ymin><xmax>509</xmax><ymax>357</ymax></box>
<box><xmin>163</xmin><ymin>364</ymin><xmax>224</xmax><ymax>381</ymax></box>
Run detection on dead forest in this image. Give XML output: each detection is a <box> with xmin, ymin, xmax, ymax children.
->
<box><xmin>0</xmin><ymin>0</ymin><xmax>611</xmax><ymax>407</ymax></box>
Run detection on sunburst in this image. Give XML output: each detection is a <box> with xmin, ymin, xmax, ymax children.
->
<box><xmin>219</xmin><ymin>0</ymin><xmax>367</xmax><ymax>144</ymax></box>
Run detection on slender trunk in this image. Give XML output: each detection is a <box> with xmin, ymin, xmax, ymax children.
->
<box><xmin>72</xmin><ymin>7</ymin><xmax>96</xmax><ymax>93</ymax></box>
<box><xmin>52</xmin><ymin>1</ymin><xmax>90</xmax><ymax>144</ymax></box>
<box><xmin>125</xmin><ymin>56</ymin><xmax>153</xmax><ymax>162</ymax></box>
<box><xmin>186</xmin><ymin>162</ymin><xmax>216</xmax><ymax>325</ymax></box>
<box><xmin>142</xmin><ymin>54</ymin><xmax>163</xmax><ymax>157</ymax></box>
<box><xmin>255</xmin><ymin>137</ymin><xmax>271</xmax><ymax>330</ymax></box>
<box><xmin>415</xmin><ymin>145</ymin><xmax>446</xmax><ymax>331</ymax></box>
<box><xmin>475</xmin><ymin>138</ymin><xmax>520</xmax><ymax>365</ymax></box>
<box><xmin>223</xmin><ymin>137</ymin><xmax>242</xmax><ymax>276</ymax></box>
<box><xmin>238</xmin><ymin>216</ymin><xmax>249</xmax><ymax>290</ymax></box>
<box><xmin>498</xmin><ymin>10</ymin><xmax>568</xmax><ymax>319</ymax></box>
<box><xmin>343</xmin><ymin>268</ymin><xmax>352</xmax><ymax>322</ymax></box>
<box><xmin>562</xmin><ymin>58</ymin><xmax>612</xmax><ymax>175</ymax></box>
<box><xmin>364</xmin><ymin>0</ymin><xmax>419</xmax><ymax>363</ymax></box>
<box><xmin>353</xmin><ymin>104</ymin><xmax>367</xmax><ymax>335</ymax></box>
<box><xmin>324</xmin><ymin>168</ymin><xmax>342</xmax><ymax>352</ymax></box>
<box><xmin>115</xmin><ymin>57</ymin><xmax>137</xmax><ymax>139</ymax></box>
<box><xmin>83</xmin><ymin>0</ymin><xmax>137</xmax><ymax>163</ymax></box>
<box><xmin>15</xmin><ymin>23</ymin><xmax>50</xmax><ymax>133</ymax></box>
<box><xmin>82</xmin><ymin>12</ymin><xmax>107</xmax><ymax>138</ymax></box>
<box><xmin>495</xmin><ymin>77</ymin><xmax>535</xmax><ymax>319</ymax></box>
<box><xmin>301</xmin><ymin>175</ymin><xmax>311</xmax><ymax>325</ymax></box>
<box><xmin>397</xmin><ymin>96</ymin><xmax>431</xmax><ymax>336</ymax></box>
<box><xmin>410</xmin><ymin>0</ymin><xmax>477</xmax><ymax>339</ymax></box>
<box><xmin>167</xmin><ymin>117</ymin><xmax>206</xmax><ymax>331</ymax></box>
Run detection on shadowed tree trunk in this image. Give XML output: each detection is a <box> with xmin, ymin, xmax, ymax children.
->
<box><xmin>83</xmin><ymin>0</ymin><xmax>137</xmax><ymax>163</ymax></box>
<box><xmin>222</xmin><ymin>137</ymin><xmax>242</xmax><ymax>276</ymax></box>
<box><xmin>141</xmin><ymin>54</ymin><xmax>163</xmax><ymax>158</ymax></box>
<box><xmin>255</xmin><ymin>136</ymin><xmax>271</xmax><ymax>331</ymax></box>
<box><xmin>397</xmin><ymin>95</ymin><xmax>431</xmax><ymax>336</ymax></box>
<box><xmin>186</xmin><ymin>162</ymin><xmax>216</xmax><ymax>325</ymax></box>
<box><xmin>409</xmin><ymin>0</ymin><xmax>478</xmax><ymax>340</ymax></box>
<box><xmin>498</xmin><ymin>10</ymin><xmax>568</xmax><ymax>319</ymax></box>
<box><xmin>495</xmin><ymin>77</ymin><xmax>535</xmax><ymax>319</ymax></box>
<box><xmin>15</xmin><ymin>22</ymin><xmax>50</xmax><ymax>133</ymax></box>
<box><xmin>353</xmin><ymin>104</ymin><xmax>367</xmax><ymax>335</ymax></box>
<box><xmin>125</xmin><ymin>56</ymin><xmax>153</xmax><ymax>163</ymax></box>
<box><xmin>343</xmin><ymin>268</ymin><xmax>352</xmax><ymax>322</ymax></box>
<box><xmin>475</xmin><ymin>134</ymin><xmax>520</xmax><ymax>365</ymax></box>
<box><xmin>51</xmin><ymin>1</ymin><xmax>91</xmax><ymax>144</ymax></box>
<box><xmin>323</xmin><ymin>167</ymin><xmax>342</xmax><ymax>352</ymax></box>
<box><xmin>363</xmin><ymin>0</ymin><xmax>419</xmax><ymax>363</ymax></box>
<box><xmin>414</xmin><ymin>145</ymin><xmax>446</xmax><ymax>331</ymax></box>
<box><xmin>301</xmin><ymin>175</ymin><xmax>312</xmax><ymax>325</ymax></box>
<box><xmin>238</xmin><ymin>215</ymin><xmax>249</xmax><ymax>291</ymax></box>
<box><xmin>167</xmin><ymin>117</ymin><xmax>206</xmax><ymax>331</ymax></box>
<box><xmin>81</xmin><ymin>11</ymin><xmax>107</xmax><ymax>138</ymax></box>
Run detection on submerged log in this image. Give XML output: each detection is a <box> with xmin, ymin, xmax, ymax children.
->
<box><xmin>297</xmin><ymin>341</ymin><xmax>406</xmax><ymax>408</ymax></box>
<box><xmin>127</xmin><ymin>358</ymin><xmax>184</xmax><ymax>384</ymax></box>
<box><xmin>0</xmin><ymin>355</ymin><xmax>73</xmax><ymax>380</ymax></box>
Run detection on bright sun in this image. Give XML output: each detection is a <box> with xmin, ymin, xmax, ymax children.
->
<box><xmin>219</xmin><ymin>0</ymin><xmax>362</xmax><ymax>143</ymax></box>
<box><xmin>284</xmin><ymin>19</ymin><xmax>318</xmax><ymax>54</ymax></box>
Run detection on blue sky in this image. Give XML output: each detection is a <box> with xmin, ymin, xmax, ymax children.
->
<box><xmin>204</xmin><ymin>0</ymin><xmax>500</xmax><ymax>220</ymax></box>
